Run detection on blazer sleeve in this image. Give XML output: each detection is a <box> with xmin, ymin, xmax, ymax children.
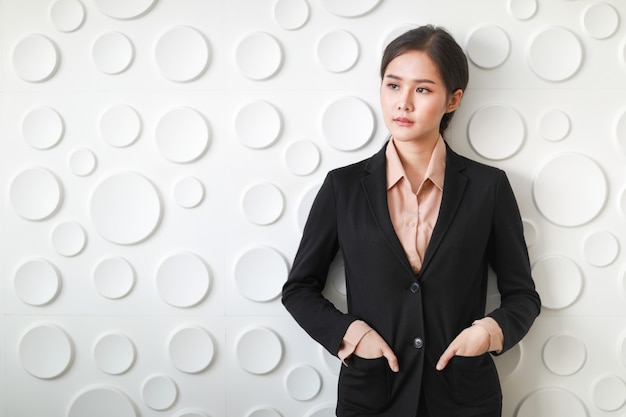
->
<box><xmin>486</xmin><ymin>171</ymin><xmax>541</xmax><ymax>353</ymax></box>
<box><xmin>282</xmin><ymin>173</ymin><xmax>359</xmax><ymax>355</ymax></box>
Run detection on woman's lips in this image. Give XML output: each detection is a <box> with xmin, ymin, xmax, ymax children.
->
<box><xmin>393</xmin><ymin>117</ymin><xmax>413</xmax><ymax>126</ymax></box>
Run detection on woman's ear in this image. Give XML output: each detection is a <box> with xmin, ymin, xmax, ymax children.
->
<box><xmin>446</xmin><ymin>89</ymin><xmax>463</xmax><ymax>113</ymax></box>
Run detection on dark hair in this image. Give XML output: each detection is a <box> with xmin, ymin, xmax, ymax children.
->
<box><xmin>380</xmin><ymin>25</ymin><xmax>469</xmax><ymax>134</ymax></box>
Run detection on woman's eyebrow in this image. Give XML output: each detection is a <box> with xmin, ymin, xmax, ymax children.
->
<box><xmin>384</xmin><ymin>73</ymin><xmax>436</xmax><ymax>84</ymax></box>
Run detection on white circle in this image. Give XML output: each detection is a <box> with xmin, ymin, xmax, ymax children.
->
<box><xmin>582</xmin><ymin>2</ymin><xmax>619</xmax><ymax>40</ymax></box>
<box><xmin>508</xmin><ymin>0</ymin><xmax>537</xmax><ymax>20</ymax></box>
<box><xmin>92</xmin><ymin>32</ymin><xmax>134</xmax><ymax>75</ymax></box>
<box><xmin>156</xmin><ymin>107</ymin><xmax>210</xmax><ymax>163</ymax></box>
<box><xmin>273</xmin><ymin>0</ymin><xmax>309</xmax><ymax>30</ymax></box>
<box><xmin>168</xmin><ymin>326</ymin><xmax>215</xmax><ymax>373</ymax></box>
<box><xmin>285</xmin><ymin>365</ymin><xmax>322</xmax><ymax>401</ymax></box>
<box><xmin>322</xmin><ymin>97</ymin><xmax>374</xmax><ymax>151</ymax></box>
<box><xmin>318</xmin><ymin>0</ymin><xmax>381</xmax><ymax>17</ymax></box>
<box><xmin>620</xmin><ymin>188</ymin><xmax>626</xmax><ymax>218</ymax></box>
<box><xmin>69</xmin><ymin>148</ymin><xmax>97</xmax><ymax>176</ymax></box>
<box><xmin>235</xmin><ymin>101</ymin><xmax>282</xmax><ymax>149</ymax></box>
<box><xmin>51</xmin><ymin>221</ymin><xmax>86</xmax><ymax>257</ymax></box>
<box><xmin>235</xmin><ymin>32</ymin><xmax>283</xmax><ymax>80</ymax></box>
<box><xmin>591</xmin><ymin>375</ymin><xmax>626</xmax><ymax>411</ymax></box>
<box><xmin>246</xmin><ymin>408</ymin><xmax>282</xmax><ymax>417</ymax></box>
<box><xmin>532</xmin><ymin>256</ymin><xmax>583</xmax><ymax>310</ymax></box>
<box><xmin>516</xmin><ymin>388</ymin><xmax>587</xmax><ymax>417</ymax></box>
<box><xmin>528</xmin><ymin>27</ymin><xmax>582</xmax><ymax>82</ymax></box>
<box><xmin>99</xmin><ymin>104</ymin><xmax>141</xmax><ymax>148</ymax></box>
<box><xmin>93</xmin><ymin>257</ymin><xmax>135</xmax><ymax>299</ymax></box>
<box><xmin>305</xmin><ymin>405</ymin><xmax>336</xmax><ymax>417</ymax></box>
<box><xmin>285</xmin><ymin>140</ymin><xmax>320</xmax><ymax>176</ymax></box>
<box><xmin>14</xmin><ymin>259</ymin><xmax>60</xmax><ymax>306</ymax></box>
<box><xmin>50</xmin><ymin>0</ymin><xmax>85</xmax><ymax>32</ymax></box>
<box><xmin>93</xmin><ymin>333</ymin><xmax>135</xmax><ymax>375</ymax></box>
<box><xmin>583</xmin><ymin>230</ymin><xmax>619</xmax><ymax>267</ymax></box>
<box><xmin>10</xmin><ymin>167</ymin><xmax>62</xmax><ymax>221</ymax></box>
<box><xmin>493</xmin><ymin>344</ymin><xmax>521</xmax><ymax>379</ymax></box>
<box><xmin>90</xmin><ymin>172</ymin><xmax>161</xmax><ymax>245</ymax></box>
<box><xmin>173</xmin><ymin>177</ymin><xmax>205</xmax><ymax>208</ymax></box>
<box><xmin>620</xmin><ymin>331</ymin><xmax>626</xmax><ymax>367</ymax></box>
<box><xmin>175</xmin><ymin>412</ymin><xmax>209</xmax><ymax>417</ymax></box>
<box><xmin>236</xmin><ymin>327</ymin><xmax>283</xmax><ymax>374</ymax></box>
<box><xmin>142</xmin><ymin>375</ymin><xmax>178</xmax><ymax>411</ymax></box>
<box><xmin>69</xmin><ymin>387</ymin><xmax>136</xmax><ymax>417</ymax></box>
<box><xmin>539</xmin><ymin>109</ymin><xmax>570</xmax><ymax>142</ymax></box>
<box><xmin>468</xmin><ymin>105</ymin><xmax>525</xmax><ymax>160</ymax></box>
<box><xmin>155</xmin><ymin>26</ymin><xmax>210</xmax><ymax>82</ymax></box>
<box><xmin>242</xmin><ymin>182</ymin><xmax>284</xmax><ymax>225</ymax></box>
<box><xmin>13</xmin><ymin>34</ymin><xmax>59</xmax><ymax>82</ymax></box>
<box><xmin>533</xmin><ymin>153</ymin><xmax>607</xmax><ymax>226</ymax></box>
<box><xmin>234</xmin><ymin>246</ymin><xmax>288</xmax><ymax>302</ymax></box>
<box><xmin>298</xmin><ymin>184</ymin><xmax>321</xmax><ymax>231</ymax></box>
<box><xmin>522</xmin><ymin>219</ymin><xmax>538</xmax><ymax>247</ymax></box>
<box><xmin>22</xmin><ymin>106</ymin><xmax>64</xmax><ymax>149</ymax></box>
<box><xmin>542</xmin><ymin>334</ymin><xmax>586</xmax><ymax>376</ymax></box>
<box><xmin>93</xmin><ymin>0</ymin><xmax>156</xmax><ymax>19</ymax></box>
<box><xmin>466</xmin><ymin>25</ymin><xmax>510</xmax><ymax>69</ymax></box>
<box><xmin>614</xmin><ymin>110</ymin><xmax>626</xmax><ymax>156</ymax></box>
<box><xmin>156</xmin><ymin>253</ymin><xmax>210</xmax><ymax>308</ymax></box>
<box><xmin>20</xmin><ymin>324</ymin><xmax>73</xmax><ymax>379</ymax></box>
<box><xmin>317</xmin><ymin>29</ymin><xmax>359</xmax><ymax>73</ymax></box>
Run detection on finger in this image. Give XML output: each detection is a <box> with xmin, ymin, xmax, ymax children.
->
<box><xmin>436</xmin><ymin>345</ymin><xmax>457</xmax><ymax>371</ymax></box>
<box><xmin>382</xmin><ymin>347</ymin><xmax>399</xmax><ymax>372</ymax></box>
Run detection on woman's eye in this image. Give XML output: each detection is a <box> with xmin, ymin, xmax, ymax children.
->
<box><xmin>387</xmin><ymin>83</ymin><xmax>399</xmax><ymax>90</ymax></box>
<box><xmin>416</xmin><ymin>87</ymin><xmax>429</xmax><ymax>94</ymax></box>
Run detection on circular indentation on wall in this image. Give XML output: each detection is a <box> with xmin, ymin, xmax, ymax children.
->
<box><xmin>13</xmin><ymin>34</ymin><xmax>59</xmax><ymax>82</ymax></box>
<box><xmin>236</xmin><ymin>32</ymin><xmax>283</xmax><ymax>80</ymax></box>
<box><xmin>583</xmin><ymin>230</ymin><xmax>619</xmax><ymax>267</ymax></box>
<box><xmin>615</xmin><ymin>111</ymin><xmax>626</xmax><ymax>156</ymax></box>
<box><xmin>242</xmin><ymin>182</ymin><xmax>284</xmax><ymax>225</ymax></box>
<box><xmin>321</xmin><ymin>347</ymin><xmax>340</xmax><ymax>375</ymax></box>
<box><xmin>273</xmin><ymin>0</ymin><xmax>309</xmax><ymax>30</ymax></box>
<box><xmin>317</xmin><ymin>29</ymin><xmax>359</xmax><ymax>73</ymax></box>
<box><xmin>527</xmin><ymin>27</ymin><xmax>582</xmax><ymax>82</ymax></box>
<box><xmin>142</xmin><ymin>375</ymin><xmax>178</xmax><ymax>411</ymax></box>
<box><xmin>234</xmin><ymin>247</ymin><xmax>287</xmax><ymax>302</ymax></box>
<box><xmin>305</xmin><ymin>405</ymin><xmax>336</xmax><ymax>417</ymax></box>
<box><xmin>90</xmin><ymin>172</ymin><xmax>161</xmax><ymax>245</ymax></box>
<box><xmin>10</xmin><ymin>167</ymin><xmax>62</xmax><ymax>221</ymax></box>
<box><xmin>68</xmin><ymin>386</ymin><xmax>136</xmax><ymax>417</ymax></box>
<box><xmin>329</xmin><ymin>253</ymin><xmax>346</xmax><ymax>296</ymax></box>
<box><xmin>93</xmin><ymin>333</ymin><xmax>135</xmax><ymax>375</ymax></box>
<box><xmin>542</xmin><ymin>334</ymin><xmax>586</xmax><ymax>376</ymax></box>
<box><xmin>93</xmin><ymin>0</ymin><xmax>156</xmax><ymax>19</ymax></box>
<box><xmin>51</xmin><ymin>220</ymin><xmax>86</xmax><ymax>257</ymax></box>
<box><xmin>92</xmin><ymin>32</ymin><xmax>134</xmax><ymax>74</ymax></box>
<box><xmin>173</xmin><ymin>177</ymin><xmax>204</xmax><ymax>208</ymax></box>
<box><xmin>285</xmin><ymin>365</ymin><xmax>322</xmax><ymax>401</ymax></box>
<box><xmin>285</xmin><ymin>140</ymin><xmax>320</xmax><ymax>176</ymax></box>
<box><xmin>99</xmin><ymin>104</ymin><xmax>141</xmax><ymax>148</ymax></box>
<box><xmin>93</xmin><ymin>257</ymin><xmax>135</xmax><ymax>299</ymax></box>
<box><xmin>169</xmin><ymin>326</ymin><xmax>215</xmax><ymax>373</ymax></box>
<box><xmin>582</xmin><ymin>2</ymin><xmax>619</xmax><ymax>40</ymax></box>
<box><xmin>322</xmin><ymin>97</ymin><xmax>374</xmax><ymax>151</ymax></box>
<box><xmin>235</xmin><ymin>101</ymin><xmax>282</xmax><ymax>149</ymax></box>
<box><xmin>155</xmin><ymin>26</ymin><xmax>210</xmax><ymax>82</ymax></box>
<box><xmin>522</xmin><ymin>219</ymin><xmax>537</xmax><ymax>246</ymax></box>
<box><xmin>236</xmin><ymin>327</ymin><xmax>283</xmax><ymax>374</ymax></box>
<box><xmin>507</xmin><ymin>0</ymin><xmax>537</xmax><ymax>20</ymax></box>
<box><xmin>174</xmin><ymin>412</ymin><xmax>208</xmax><ymax>417</ymax></box>
<box><xmin>468</xmin><ymin>105</ymin><xmax>524</xmax><ymax>160</ymax></box>
<box><xmin>591</xmin><ymin>375</ymin><xmax>626</xmax><ymax>411</ymax></box>
<box><xmin>156</xmin><ymin>252</ymin><xmax>210</xmax><ymax>308</ymax></box>
<box><xmin>539</xmin><ymin>109</ymin><xmax>570</xmax><ymax>142</ymax></box>
<box><xmin>493</xmin><ymin>343</ymin><xmax>521</xmax><ymax>379</ymax></box>
<box><xmin>50</xmin><ymin>0</ymin><xmax>85</xmax><ymax>32</ymax></box>
<box><xmin>246</xmin><ymin>408</ymin><xmax>282</xmax><ymax>417</ymax></box>
<box><xmin>532</xmin><ymin>256</ymin><xmax>583</xmax><ymax>309</ymax></box>
<box><xmin>620</xmin><ymin>188</ymin><xmax>626</xmax><ymax>218</ymax></box>
<box><xmin>69</xmin><ymin>148</ymin><xmax>97</xmax><ymax>176</ymax></box>
<box><xmin>516</xmin><ymin>388</ymin><xmax>586</xmax><ymax>417</ymax></box>
<box><xmin>318</xmin><ymin>0</ymin><xmax>381</xmax><ymax>17</ymax></box>
<box><xmin>22</xmin><ymin>106</ymin><xmax>64</xmax><ymax>149</ymax></box>
<box><xmin>620</xmin><ymin>331</ymin><xmax>626</xmax><ymax>366</ymax></box>
<box><xmin>466</xmin><ymin>25</ymin><xmax>510</xmax><ymax>69</ymax></box>
<box><xmin>20</xmin><ymin>323</ymin><xmax>73</xmax><ymax>379</ymax></box>
<box><xmin>533</xmin><ymin>153</ymin><xmax>607</xmax><ymax>226</ymax></box>
<box><xmin>156</xmin><ymin>107</ymin><xmax>210</xmax><ymax>163</ymax></box>
<box><xmin>14</xmin><ymin>258</ymin><xmax>60</xmax><ymax>306</ymax></box>
<box><xmin>297</xmin><ymin>184</ymin><xmax>321</xmax><ymax>231</ymax></box>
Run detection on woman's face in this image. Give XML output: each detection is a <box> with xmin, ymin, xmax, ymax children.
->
<box><xmin>380</xmin><ymin>50</ymin><xmax>462</xmax><ymax>144</ymax></box>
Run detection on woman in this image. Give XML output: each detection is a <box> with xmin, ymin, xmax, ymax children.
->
<box><xmin>282</xmin><ymin>25</ymin><xmax>540</xmax><ymax>417</ymax></box>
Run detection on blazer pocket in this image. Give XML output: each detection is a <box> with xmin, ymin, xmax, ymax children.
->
<box><xmin>449</xmin><ymin>355</ymin><xmax>501</xmax><ymax>405</ymax></box>
<box><xmin>337</xmin><ymin>355</ymin><xmax>392</xmax><ymax>413</ymax></box>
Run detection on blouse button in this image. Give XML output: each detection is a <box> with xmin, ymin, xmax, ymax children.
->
<box><xmin>413</xmin><ymin>337</ymin><xmax>424</xmax><ymax>349</ymax></box>
<box><xmin>409</xmin><ymin>282</ymin><xmax>420</xmax><ymax>293</ymax></box>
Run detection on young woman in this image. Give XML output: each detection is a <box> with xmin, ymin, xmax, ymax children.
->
<box><xmin>282</xmin><ymin>25</ymin><xmax>540</xmax><ymax>417</ymax></box>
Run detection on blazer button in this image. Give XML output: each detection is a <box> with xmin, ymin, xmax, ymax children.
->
<box><xmin>413</xmin><ymin>337</ymin><xmax>424</xmax><ymax>349</ymax></box>
<box><xmin>409</xmin><ymin>282</ymin><xmax>420</xmax><ymax>293</ymax></box>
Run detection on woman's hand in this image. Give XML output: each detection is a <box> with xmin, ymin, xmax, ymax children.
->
<box><xmin>436</xmin><ymin>324</ymin><xmax>491</xmax><ymax>371</ymax></box>
<box><xmin>354</xmin><ymin>330</ymin><xmax>400</xmax><ymax>372</ymax></box>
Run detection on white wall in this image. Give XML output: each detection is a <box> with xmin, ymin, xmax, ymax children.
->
<box><xmin>1</xmin><ymin>0</ymin><xmax>625</xmax><ymax>416</ymax></box>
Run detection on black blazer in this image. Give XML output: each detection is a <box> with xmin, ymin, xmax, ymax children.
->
<box><xmin>282</xmin><ymin>142</ymin><xmax>541</xmax><ymax>417</ymax></box>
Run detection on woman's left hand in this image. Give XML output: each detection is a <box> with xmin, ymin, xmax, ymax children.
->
<box><xmin>435</xmin><ymin>325</ymin><xmax>491</xmax><ymax>371</ymax></box>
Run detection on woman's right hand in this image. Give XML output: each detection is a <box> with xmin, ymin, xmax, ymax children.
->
<box><xmin>354</xmin><ymin>330</ymin><xmax>399</xmax><ymax>372</ymax></box>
